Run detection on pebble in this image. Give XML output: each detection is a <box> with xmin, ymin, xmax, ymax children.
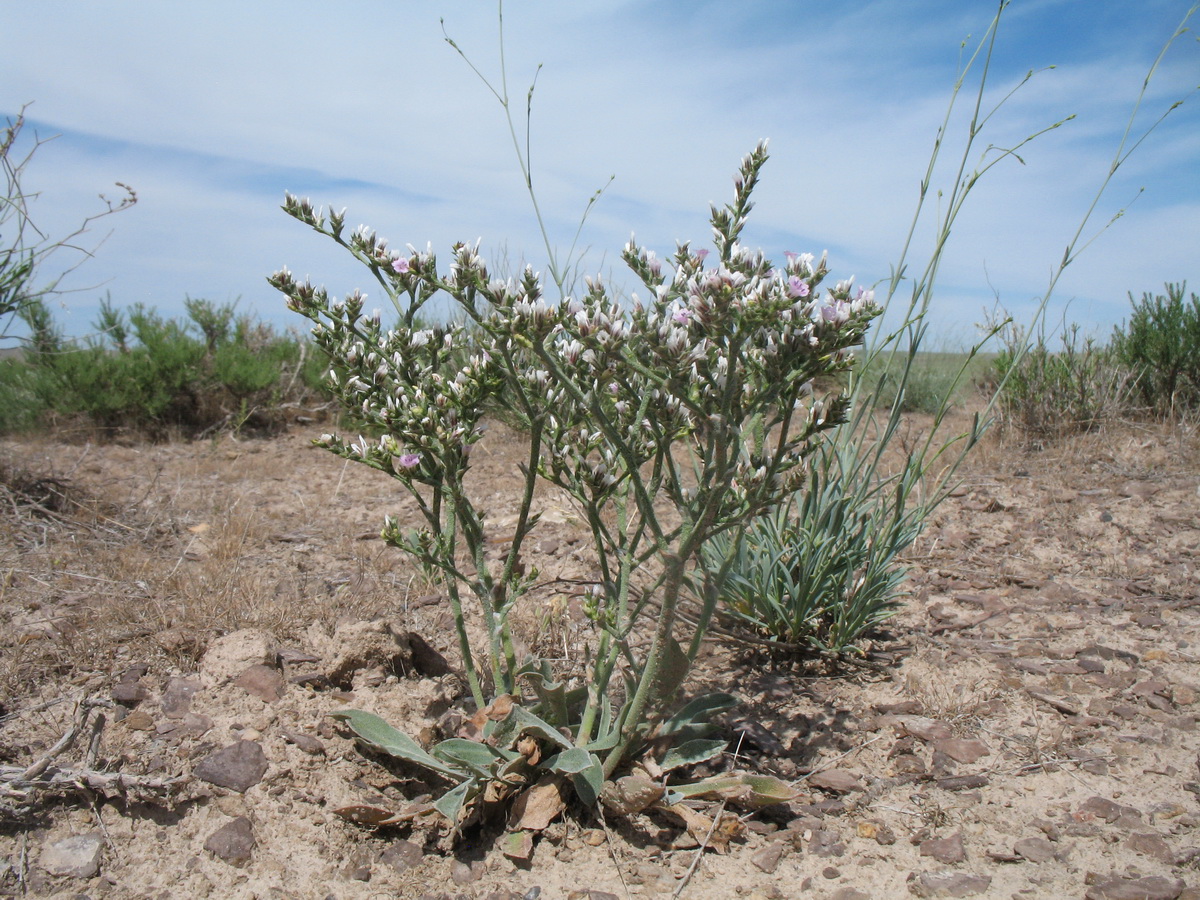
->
<box><xmin>808</xmin><ymin>768</ymin><xmax>862</xmax><ymax>794</ymax></box>
<box><xmin>235</xmin><ymin>664</ymin><xmax>285</xmax><ymax>701</ymax></box>
<box><xmin>40</xmin><ymin>834</ymin><xmax>104</xmax><ymax>878</ymax></box>
<box><xmin>1084</xmin><ymin>875</ymin><xmax>1185</xmax><ymax>900</ymax></box>
<box><xmin>283</xmin><ymin>730</ymin><xmax>325</xmax><ymax>755</ymax></box>
<box><xmin>1126</xmin><ymin>830</ymin><xmax>1175</xmax><ymax>863</ymax></box>
<box><xmin>203</xmin><ymin>817</ymin><xmax>255</xmax><ymax>867</ymax></box>
<box><xmin>160</xmin><ymin>677</ymin><xmax>201</xmax><ymax>718</ymax></box>
<box><xmin>193</xmin><ymin>740</ymin><xmax>269</xmax><ymax>792</ymax></box>
<box><xmin>934</xmin><ymin>739</ymin><xmax>990</xmax><ymax>764</ymax></box>
<box><xmin>750</xmin><ymin>842</ymin><xmax>786</xmax><ymax>874</ymax></box>
<box><xmin>1012</xmin><ymin>836</ymin><xmax>1057</xmax><ymax>863</ymax></box>
<box><xmin>906</xmin><ymin>870</ymin><xmax>991</xmax><ymax>898</ymax></box>
<box><xmin>920</xmin><ymin>832</ymin><xmax>966</xmax><ymax>864</ymax></box>
<box><xmin>379</xmin><ymin>839</ymin><xmax>423</xmax><ymax>873</ymax></box>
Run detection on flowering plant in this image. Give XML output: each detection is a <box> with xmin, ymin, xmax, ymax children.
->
<box><xmin>270</xmin><ymin>142</ymin><xmax>878</xmax><ymax>823</ymax></box>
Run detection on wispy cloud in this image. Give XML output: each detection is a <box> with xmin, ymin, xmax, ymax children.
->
<box><xmin>2</xmin><ymin>0</ymin><xmax>1196</xmax><ymax>343</ymax></box>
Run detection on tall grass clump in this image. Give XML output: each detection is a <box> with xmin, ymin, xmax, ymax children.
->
<box><xmin>701</xmin><ymin>1</ymin><xmax>1197</xmax><ymax>656</ymax></box>
<box><xmin>1112</xmin><ymin>281</ymin><xmax>1200</xmax><ymax>416</ymax></box>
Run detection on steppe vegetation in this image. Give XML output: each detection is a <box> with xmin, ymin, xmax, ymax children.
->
<box><xmin>1</xmin><ymin>3</ymin><xmax>1198</xmax><ymax>898</ymax></box>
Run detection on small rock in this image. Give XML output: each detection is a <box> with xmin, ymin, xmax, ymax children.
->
<box><xmin>1013</xmin><ymin>837</ymin><xmax>1057</xmax><ymax>863</ymax></box>
<box><xmin>203</xmin><ymin>817</ymin><xmax>255</xmax><ymax>867</ymax></box>
<box><xmin>40</xmin><ymin>834</ymin><xmax>103</xmax><ymax>878</ymax></box>
<box><xmin>751</xmin><ymin>841</ymin><xmax>787</xmax><ymax>873</ymax></box>
<box><xmin>933</xmin><ymin>739</ymin><xmax>990</xmax><ymax>765</ymax></box>
<box><xmin>193</xmin><ymin>741</ymin><xmax>268</xmax><ymax>792</ymax></box>
<box><xmin>808</xmin><ymin>768</ymin><xmax>862</xmax><ymax>794</ymax></box>
<box><xmin>380</xmin><ymin>839</ymin><xmax>424</xmax><ymax>872</ymax></box>
<box><xmin>1126</xmin><ymin>831</ymin><xmax>1174</xmax><ymax>863</ymax></box>
<box><xmin>200</xmin><ymin>629</ymin><xmax>279</xmax><ymax>683</ymax></box>
<box><xmin>112</xmin><ymin>680</ymin><xmax>149</xmax><ymax>705</ymax></box>
<box><xmin>235</xmin><ymin>664</ymin><xmax>285</xmax><ymax>702</ymax></box>
<box><xmin>283</xmin><ymin>730</ymin><xmax>325</xmax><ymax>755</ymax></box>
<box><xmin>160</xmin><ymin>677</ymin><xmax>201</xmax><ymax>718</ymax></box>
<box><xmin>935</xmin><ymin>775</ymin><xmax>989</xmax><ymax>791</ymax></box>
<box><xmin>121</xmin><ymin>710</ymin><xmax>155</xmax><ymax>731</ymax></box>
<box><xmin>809</xmin><ymin>829</ymin><xmax>846</xmax><ymax>857</ymax></box>
<box><xmin>1084</xmin><ymin>875</ymin><xmax>1185</xmax><ymax>900</ymax></box>
<box><xmin>907</xmin><ymin>870</ymin><xmax>991</xmax><ymax>898</ymax></box>
<box><xmin>1075</xmin><ymin>796</ymin><xmax>1140</xmax><ymax>824</ymax></box>
<box><xmin>450</xmin><ymin>860</ymin><xmax>485</xmax><ymax>884</ymax></box>
<box><xmin>898</xmin><ymin>717</ymin><xmax>954</xmax><ymax>742</ymax></box>
<box><xmin>920</xmin><ymin>832</ymin><xmax>966</xmax><ymax>864</ymax></box>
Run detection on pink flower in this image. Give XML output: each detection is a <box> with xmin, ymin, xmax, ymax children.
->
<box><xmin>695</xmin><ymin>249</ymin><xmax>709</xmax><ymax>263</ymax></box>
<box><xmin>398</xmin><ymin>453</ymin><xmax>421</xmax><ymax>469</ymax></box>
<box><xmin>787</xmin><ymin>276</ymin><xmax>810</xmax><ymax>299</ymax></box>
<box><xmin>392</xmin><ymin>257</ymin><xmax>411</xmax><ymax>274</ymax></box>
<box><xmin>672</xmin><ymin>307</ymin><xmax>691</xmax><ymax>325</ymax></box>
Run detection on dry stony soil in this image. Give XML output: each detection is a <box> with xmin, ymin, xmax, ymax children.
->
<box><xmin>0</xmin><ymin>409</ymin><xmax>1198</xmax><ymax>900</ymax></box>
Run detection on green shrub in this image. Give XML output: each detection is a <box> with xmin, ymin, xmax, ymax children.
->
<box><xmin>1112</xmin><ymin>281</ymin><xmax>1200</xmax><ymax>416</ymax></box>
<box><xmin>991</xmin><ymin>321</ymin><xmax>1131</xmax><ymax>440</ymax></box>
<box><xmin>0</xmin><ymin>297</ymin><xmax>327</xmax><ymax>438</ymax></box>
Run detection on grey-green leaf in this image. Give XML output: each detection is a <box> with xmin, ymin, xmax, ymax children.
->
<box><xmin>490</xmin><ymin>706</ymin><xmax>574</xmax><ymax>752</ymax></box>
<box><xmin>544</xmin><ymin>747</ymin><xmax>596</xmax><ymax>775</ymax></box>
<box><xmin>431</xmin><ymin>738</ymin><xmax>512</xmax><ymax>776</ymax></box>
<box><xmin>660</xmin><ymin>693</ymin><xmax>738</xmax><ymax>737</ymax></box>
<box><xmin>433</xmin><ymin>778</ymin><xmax>479</xmax><ymax>824</ymax></box>
<box><xmin>659</xmin><ymin>738</ymin><xmax>728</xmax><ymax>773</ymax></box>
<box><xmin>329</xmin><ymin>709</ymin><xmax>465</xmax><ymax>781</ymax></box>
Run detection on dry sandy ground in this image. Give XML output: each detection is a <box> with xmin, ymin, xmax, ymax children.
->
<box><xmin>0</xmin><ymin>412</ymin><xmax>1198</xmax><ymax>900</ymax></box>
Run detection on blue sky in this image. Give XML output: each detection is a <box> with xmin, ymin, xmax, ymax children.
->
<box><xmin>2</xmin><ymin>0</ymin><xmax>1197</xmax><ymax>346</ymax></box>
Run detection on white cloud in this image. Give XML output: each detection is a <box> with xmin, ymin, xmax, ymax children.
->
<box><xmin>2</xmin><ymin>0</ymin><xmax>1196</xmax><ymax>345</ymax></box>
